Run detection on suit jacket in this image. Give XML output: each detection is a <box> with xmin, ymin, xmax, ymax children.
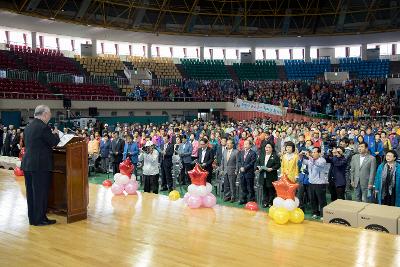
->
<box><xmin>350</xmin><ymin>153</ymin><xmax>376</xmax><ymax>189</ymax></box>
<box><xmin>216</xmin><ymin>146</ymin><xmax>227</xmax><ymax>166</ymax></box>
<box><xmin>123</xmin><ymin>141</ymin><xmax>139</xmax><ymax>163</ymax></box>
<box><xmin>220</xmin><ymin>148</ymin><xmax>239</xmax><ymax>176</ymax></box>
<box><xmin>257</xmin><ymin>152</ymin><xmax>281</xmax><ymax>185</ymax></box>
<box><xmin>326</xmin><ymin>155</ymin><xmax>347</xmax><ymax>187</ymax></box>
<box><xmin>238</xmin><ymin>149</ymin><xmax>257</xmax><ymax>179</ymax></box>
<box><xmin>161</xmin><ymin>142</ymin><xmax>174</xmax><ymax>167</ymax></box>
<box><xmin>178</xmin><ymin>141</ymin><xmax>193</xmax><ymax>164</ymax></box>
<box><xmin>2</xmin><ymin>132</ymin><xmax>11</xmax><ymax>155</ymax></box>
<box><xmin>111</xmin><ymin>138</ymin><xmax>125</xmax><ymax>163</ymax></box>
<box><xmin>10</xmin><ymin>134</ymin><xmax>20</xmax><ymax>155</ymax></box>
<box><xmin>197</xmin><ymin>147</ymin><xmax>214</xmax><ymax>171</ymax></box>
<box><xmin>21</xmin><ymin>118</ymin><xmax>60</xmax><ymax>172</ymax></box>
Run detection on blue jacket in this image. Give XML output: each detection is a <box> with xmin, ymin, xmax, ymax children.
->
<box><xmin>298</xmin><ymin>159</ymin><xmax>309</xmax><ymax>185</ymax></box>
<box><xmin>370</xmin><ymin>141</ymin><xmax>384</xmax><ymax>157</ymax></box>
<box><xmin>374</xmin><ymin>162</ymin><xmax>400</xmax><ymax>207</ymax></box>
<box><xmin>326</xmin><ymin>155</ymin><xmax>347</xmax><ymax>187</ymax></box>
<box><xmin>123</xmin><ymin>142</ymin><xmax>139</xmax><ymax>164</ymax></box>
<box><xmin>178</xmin><ymin>141</ymin><xmax>193</xmax><ymax>164</ymax></box>
<box><xmin>363</xmin><ymin>135</ymin><xmax>375</xmax><ymax>151</ymax></box>
<box><xmin>100</xmin><ymin>139</ymin><xmax>111</xmax><ymax>158</ymax></box>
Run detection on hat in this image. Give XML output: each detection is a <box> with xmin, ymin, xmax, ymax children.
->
<box><xmin>144</xmin><ymin>141</ymin><xmax>154</xmax><ymax>147</ymax></box>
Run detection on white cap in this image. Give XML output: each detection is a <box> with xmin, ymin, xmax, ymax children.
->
<box><xmin>144</xmin><ymin>141</ymin><xmax>154</xmax><ymax>147</ymax></box>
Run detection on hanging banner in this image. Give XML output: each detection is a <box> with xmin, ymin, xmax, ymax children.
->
<box><xmin>234</xmin><ymin>98</ymin><xmax>283</xmax><ymax>116</ymax></box>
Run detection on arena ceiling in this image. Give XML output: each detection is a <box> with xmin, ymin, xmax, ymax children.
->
<box><xmin>1</xmin><ymin>0</ymin><xmax>399</xmax><ymax>37</ymax></box>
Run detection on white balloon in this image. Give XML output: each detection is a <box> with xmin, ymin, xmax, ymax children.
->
<box><xmin>131</xmin><ymin>174</ymin><xmax>136</xmax><ymax>180</ymax></box>
<box><xmin>273</xmin><ymin>197</ymin><xmax>284</xmax><ymax>208</ymax></box>
<box><xmin>198</xmin><ymin>185</ymin><xmax>207</xmax><ymax>197</ymax></box>
<box><xmin>115</xmin><ymin>174</ymin><xmax>130</xmax><ymax>186</ymax></box>
<box><xmin>283</xmin><ymin>199</ymin><xmax>296</xmax><ymax>211</ymax></box>
<box><xmin>15</xmin><ymin>161</ymin><xmax>21</xmax><ymax>168</ymax></box>
<box><xmin>113</xmin><ymin>173</ymin><xmax>122</xmax><ymax>181</ymax></box>
<box><xmin>206</xmin><ymin>183</ymin><xmax>213</xmax><ymax>194</ymax></box>
<box><xmin>188</xmin><ymin>184</ymin><xmax>197</xmax><ymax>194</ymax></box>
<box><xmin>294</xmin><ymin>197</ymin><xmax>300</xmax><ymax>208</ymax></box>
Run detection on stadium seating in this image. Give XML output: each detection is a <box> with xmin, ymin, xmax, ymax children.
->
<box><xmin>127</xmin><ymin>56</ymin><xmax>182</xmax><ymax>79</ymax></box>
<box><xmin>339</xmin><ymin>57</ymin><xmax>389</xmax><ymax>78</ymax></box>
<box><xmin>284</xmin><ymin>59</ymin><xmax>331</xmax><ymax>80</ymax></box>
<box><xmin>232</xmin><ymin>60</ymin><xmax>278</xmax><ymax>80</ymax></box>
<box><xmin>0</xmin><ymin>50</ymin><xmax>18</xmax><ymax>70</ymax></box>
<box><xmin>8</xmin><ymin>44</ymin><xmax>81</xmax><ymax>74</ymax></box>
<box><xmin>74</xmin><ymin>55</ymin><xmax>124</xmax><ymax>77</ymax></box>
<box><xmin>50</xmin><ymin>82</ymin><xmax>118</xmax><ymax>100</ymax></box>
<box><xmin>180</xmin><ymin>59</ymin><xmax>231</xmax><ymax>80</ymax></box>
<box><xmin>0</xmin><ymin>78</ymin><xmax>54</xmax><ymax>99</ymax></box>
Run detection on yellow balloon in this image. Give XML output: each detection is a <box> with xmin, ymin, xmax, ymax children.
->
<box><xmin>289</xmin><ymin>208</ymin><xmax>305</xmax><ymax>224</ymax></box>
<box><xmin>273</xmin><ymin>207</ymin><xmax>290</xmax><ymax>225</ymax></box>
<box><xmin>268</xmin><ymin>206</ymin><xmax>277</xmax><ymax>218</ymax></box>
<box><xmin>168</xmin><ymin>190</ymin><xmax>180</xmax><ymax>201</ymax></box>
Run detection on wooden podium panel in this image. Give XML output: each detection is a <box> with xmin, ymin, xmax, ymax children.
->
<box><xmin>48</xmin><ymin>138</ymin><xmax>88</xmax><ymax>223</ymax></box>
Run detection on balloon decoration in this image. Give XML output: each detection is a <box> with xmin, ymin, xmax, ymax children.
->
<box><xmin>102</xmin><ymin>179</ymin><xmax>112</xmax><ymax>187</ymax></box>
<box><xmin>245</xmin><ymin>201</ymin><xmax>259</xmax><ymax>211</ymax></box>
<box><xmin>183</xmin><ymin>163</ymin><xmax>217</xmax><ymax>209</ymax></box>
<box><xmin>13</xmin><ymin>166</ymin><xmax>24</xmax><ymax>177</ymax></box>
<box><xmin>109</xmin><ymin>162</ymin><xmax>139</xmax><ymax>195</ymax></box>
<box><xmin>119</xmin><ymin>158</ymin><xmax>134</xmax><ymax>176</ymax></box>
<box><xmin>269</xmin><ymin>174</ymin><xmax>304</xmax><ymax>225</ymax></box>
<box><xmin>169</xmin><ymin>190</ymin><xmax>180</xmax><ymax>201</ymax></box>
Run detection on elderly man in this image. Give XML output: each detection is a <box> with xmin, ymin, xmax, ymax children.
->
<box><xmin>21</xmin><ymin>105</ymin><xmax>60</xmax><ymax>226</ymax></box>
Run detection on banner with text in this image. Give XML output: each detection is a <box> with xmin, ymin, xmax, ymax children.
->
<box><xmin>234</xmin><ymin>98</ymin><xmax>283</xmax><ymax>116</ymax></box>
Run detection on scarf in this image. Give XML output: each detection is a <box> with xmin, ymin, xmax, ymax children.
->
<box><xmin>381</xmin><ymin>163</ymin><xmax>396</xmax><ymax>198</ymax></box>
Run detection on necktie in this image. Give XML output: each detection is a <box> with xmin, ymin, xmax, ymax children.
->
<box><xmin>227</xmin><ymin>150</ymin><xmax>231</xmax><ymax>162</ymax></box>
<box><xmin>244</xmin><ymin>150</ymin><xmax>248</xmax><ymax>160</ymax></box>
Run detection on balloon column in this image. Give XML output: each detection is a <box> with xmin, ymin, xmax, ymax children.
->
<box><xmin>269</xmin><ymin>174</ymin><xmax>304</xmax><ymax>224</ymax></box>
<box><xmin>108</xmin><ymin>158</ymin><xmax>139</xmax><ymax>195</ymax></box>
<box><xmin>183</xmin><ymin>163</ymin><xmax>216</xmax><ymax>209</ymax></box>
<box><xmin>14</xmin><ymin>148</ymin><xmax>25</xmax><ymax>177</ymax></box>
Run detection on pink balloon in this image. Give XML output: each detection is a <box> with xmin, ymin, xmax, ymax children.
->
<box><xmin>124</xmin><ymin>183</ymin><xmax>137</xmax><ymax>195</ymax></box>
<box><xmin>187</xmin><ymin>195</ymin><xmax>202</xmax><ymax>209</ymax></box>
<box><xmin>111</xmin><ymin>183</ymin><xmax>124</xmax><ymax>195</ymax></box>
<box><xmin>127</xmin><ymin>179</ymin><xmax>139</xmax><ymax>191</ymax></box>
<box><xmin>202</xmin><ymin>193</ymin><xmax>217</xmax><ymax>208</ymax></box>
<box><xmin>183</xmin><ymin>192</ymin><xmax>190</xmax><ymax>204</ymax></box>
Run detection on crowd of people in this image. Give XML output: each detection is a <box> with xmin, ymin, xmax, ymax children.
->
<box><xmin>3</xmin><ymin>117</ymin><xmax>396</xmax><ymax>218</ymax></box>
<box><xmin>126</xmin><ymin>79</ymin><xmax>399</xmax><ymax>119</ymax></box>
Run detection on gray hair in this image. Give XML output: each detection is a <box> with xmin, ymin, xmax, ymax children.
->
<box><xmin>34</xmin><ymin>105</ymin><xmax>50</xmax><ymax>118</ymax></box>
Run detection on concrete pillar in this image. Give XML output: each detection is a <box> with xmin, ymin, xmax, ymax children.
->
<box><xmin>304</xmin><ymin>46</ymin><xmax>311</xmax><ymax>62</ymax></box>
<box><xmin>361</xmin><ymin>43</ymin><xmax>367</xmax><ymax>60</ymax></box>
<box><xmin>251</xmin><ymin>46</ymin><xmax>256</xmax><ymax>63</ymax></box>
<box><xmin>200</xmin><ymin>46</ymin><xmax>204</xmax><ymax>61</ymax></box>
<box><xmin>147</xmin><ymin>43</ymin><xmax>152</xmax><ymax>58</ymax></box>
<box><xmin>31</xmin><ymin>31</ymin><xmax>37</xmax><ymax>49</ymax></box>
<box><xmin>91</xmin><ymin>38</ymin><xmax>97</xmax><ymax>56</ymax></box>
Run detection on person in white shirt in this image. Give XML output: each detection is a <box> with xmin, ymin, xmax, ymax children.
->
<box><xmin>139</xmin><ymin>141</ymin><xmax>160</xmax><ymax>194</ymax></box>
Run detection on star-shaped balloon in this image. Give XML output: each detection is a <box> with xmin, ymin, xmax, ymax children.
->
<box><xmin>119</xmin><ymin>158</ymin><xmax>134</xmax><ymax>176</ymax></box>
<box><xmin>188</xmin><ymin>163</ymin><xmax>208</xmax><ymax>186</ymax></box>
<box><xmin>272</xmin><ymin>174</ymin><xmax>299</xmax><ymax>200</ymax></box>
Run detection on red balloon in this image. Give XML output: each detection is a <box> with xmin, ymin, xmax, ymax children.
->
<box><xmin>102</xmin><ymin>179</ymin><xmax>112</xmax><ymax>187</ymax></box>
<box><xmin>14</xmin><ymin>167</ymin><xmax>24</xmax><ymax>177</ymax></box>
<box><xmin>18</xmin><ymin>148</ymin><xmax>25</xmax><ymax>160</ymax></box>
<box><xmin>119</xmin><ymin>158</ymin><xmax>134</xmax><ymax>176</ymax></box>
<box><xmin>245</xmin><ymin>201</ymin><xmax>259</xmax><ymax>211</ymax></box>
<box><xmin>188</xmin><ymin>163</ymin><xmax>208</xmax><ymax>186</ymax></box>
<box><xmin>272</xmin><ymin>174</ymin><xmax>299</xmax><ymax>200</ymax></box>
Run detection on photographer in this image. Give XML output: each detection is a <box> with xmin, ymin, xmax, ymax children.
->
<box><xmin>325</xmin><ymin>147</ymin><xmax>347</xmax><ymax>200</ymax></box>
<box><xmin>139</xmin><ymin>141</ymin><xmax>160</xmax><ymax>194</ymax></box>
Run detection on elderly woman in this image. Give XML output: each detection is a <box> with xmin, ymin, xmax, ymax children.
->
<box><xmin>139</xmin><ymin>141</ymin><xmax>160</xmax><ymax>194</ymax></box>
<box><xmin>374</xmin><ymin>150</ymin><xmax>400</xmax><ymax>207</ymax></box>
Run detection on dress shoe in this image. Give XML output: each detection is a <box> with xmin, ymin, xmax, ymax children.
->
<box><xmin>238</xmin><ymin>200</ymin><xmax>247</xmax><ymax>205</ymax></box>
<box><xmin>230</xmin><ymin>198</ymin><xmax>235</xmax><ymax>203</ymax></box>
<box><xmin>160</xmin><ymin>187</ymin><xmax>168</xmax><ymax>192</ymax></box>
<box><xmin>33</xmin><ymin>220</ymin><xmax>56</xmax><ymax>226</ymax></box>
<box><xmin>262</xmin><ymin>203</ymin><xmax>268</xmax><ymax>208</ymax></box>
<box><xmin>223</xmin><ymin>197</ymin><xmax>231</xmax><ymax>202</ymax></box>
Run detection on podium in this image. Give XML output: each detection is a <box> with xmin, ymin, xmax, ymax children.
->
<box><xmin>48</xmin><ymin>137</ymin><xmax>89</xmax><ymax>223</ymax></box>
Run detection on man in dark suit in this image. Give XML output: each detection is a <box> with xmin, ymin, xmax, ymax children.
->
<box><xmin>21</xmin><ymin>105</ymin><xmax>60</xmax><ymax>226</ymax></box>
<box><xmin>215</xmin><ymin>137</ymin><xmax>227</xmax><ymax>167</ymax></box>
<box><xmin>10</xmin><ymin>129</ymin><xmax>20</xmax><ymax>157</ymax></box>
<box><xmin>111</xmin><ymin>131</ymin><xmax>125</xmax><ymax>174</ymax></box>
<box><xmin>160</xmin><ymin>134</ymin><xmax>174</xmax><ymax>192</ymax></box>
<box><xmin>0</xmin><ymin>126</ymin><xmax>4</xmax><ymax>155</ymax></box>
<box><xmin>238</xmin><ymin>140</ymin><xmax>257</xmax><ymax>204</ymax></box>
<box><xmin>198</xmin><ymin>138</ymin><xmax>214</xmax><ymax>183</ymax></box>
<box><xmin>2</xmin><ymin>127</ymin><xmax>11</xmax><ymax>156</ymax></box>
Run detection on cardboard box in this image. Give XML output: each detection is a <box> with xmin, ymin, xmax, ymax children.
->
<box><xmin>358</xmin><ymin>204</ymin><xmax>400</xmax><ymax>234</ymax></box>
<box><xmin>323</xmin><ymin>200</ymin><xmax>369</xmax><ymax>227</ymax></box>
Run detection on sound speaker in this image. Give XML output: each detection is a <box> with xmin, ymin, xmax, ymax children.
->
<box><xmin>63</xmin><ymin>98</ymin><xmax>71</xmax><ymax>109</ymax></box>
<box><xmin>89</xmin><ymin>107</ymin><xmax>98</xmax><ymax>117</ymax></box>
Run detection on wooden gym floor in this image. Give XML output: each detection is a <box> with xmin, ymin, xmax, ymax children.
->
<box><xmin>0</xmin><ymin>169</ymin><xmax>399</xmax><ymax>267</ymax></box>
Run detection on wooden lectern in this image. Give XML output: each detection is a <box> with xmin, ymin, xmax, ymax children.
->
<box><xmin>48</xmin><ymin>137</ymin><xmax>89</xmax><ymax>223</ymax></box>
